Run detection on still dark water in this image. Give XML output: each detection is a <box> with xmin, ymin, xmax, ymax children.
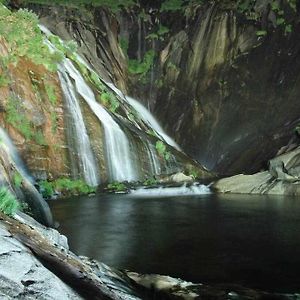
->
<box><xmin>49</xmin><ymin>192</ymin><xmax>300</xmax><ymax>293</ymax></box>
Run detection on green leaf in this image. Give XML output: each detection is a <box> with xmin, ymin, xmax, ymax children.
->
<box><xmin>256</xmin><ymin>30</ymin><xmax>267</xmax><ymax>37</ymax></box>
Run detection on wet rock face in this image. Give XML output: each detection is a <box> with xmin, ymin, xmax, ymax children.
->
<box><xmin>0</xmin><ymin>54</ymin><xmax>70</xmax><ymax>180</ymax></box>
<box><xmin>23</xmin><ymin>1</ymin><xmax>300</xmax><ymax>177</ymax></box>
<box><xmin>152</xmin><ymin>4</ymin><xmax>300</xmax><ymax>175</ymax></box>
<box><xmin>30</xmin><ymin>4</ymin><xmax>128</xmax><ymax>93</ymax></box>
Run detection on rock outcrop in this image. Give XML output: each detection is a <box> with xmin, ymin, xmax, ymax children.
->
<box><xmin>213</xmin><ymin>146</ymin><xmax>300</xmax><ymax>195</ymax></box>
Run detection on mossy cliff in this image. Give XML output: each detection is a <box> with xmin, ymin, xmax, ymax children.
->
<box><xmin>0</xmin><ymin>2</ymin><xmax>211</xmax><ymax>194</ymax></box>
<box><xmin>22</xmin><ymin>0</ymin><xmax>300</xmax><ymax>176</ymax></box>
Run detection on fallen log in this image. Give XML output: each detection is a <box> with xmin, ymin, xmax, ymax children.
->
<box><xmin>0</xmin><ymin>212</ymin><xmax>129</xmax><ymax>300</ymax></box>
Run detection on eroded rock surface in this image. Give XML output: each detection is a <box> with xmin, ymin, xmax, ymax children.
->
<box><xmin>213</xmin><ymin>146</ymin><xmax>300</xmax><ymax>195</ymax></box>
<box><xmin>0</xmin><ymin>222</ymin><xmax>82</xmax><ymax>299</ymax></box>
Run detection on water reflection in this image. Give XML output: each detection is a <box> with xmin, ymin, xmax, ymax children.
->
<box><xmin>50</xmin><ymin>193</ymin><xmax>300</xmax><ymax>293</ymax></box>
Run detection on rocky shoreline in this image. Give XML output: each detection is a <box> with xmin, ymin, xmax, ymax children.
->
<box><xmin>1</xmin><ymin>211</ymin><xmax>299</xmax><ymax>300</ymax></box>
<box><xmin>213</xmin><ymin>146</ymin><xmax>300</xmax><ymax>196</ymax></box>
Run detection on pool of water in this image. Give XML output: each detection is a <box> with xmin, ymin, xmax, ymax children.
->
<box><xmin>49</xmin><ymin>192</ymin><xmax>300</xmax><ymax>293</ymax></box>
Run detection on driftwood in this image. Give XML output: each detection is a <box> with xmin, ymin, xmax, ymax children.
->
<box><xmin>0</xmin><ymin>212</ymin><xmax>125</xmax><ymax>300</ymax></box>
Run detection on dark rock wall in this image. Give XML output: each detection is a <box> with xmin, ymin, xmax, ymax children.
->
<box><xmin>26</xmin><ymin>1</ymin><xmax>300</xmax><ymax>176</ymax></box>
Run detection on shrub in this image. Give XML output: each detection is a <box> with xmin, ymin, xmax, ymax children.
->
<box><xmin>128</xmin><ymin>50</ymin><xmax>155</xmax><ymax>76</ymax></box>
<box><xmin>155</xmin><ymin>140</ymin><xmax>171</xmax><ymax>161</ymax></box>
<box><xmin>0</xmin><ymin>187</ymin><xmax>20</xmax><ymax>216</ymax></box>
<box><xmin>34</xmin><ymin>130</ymin><xmax>47</xmax><ymax>146</ymax></box>
<box><xmin>40</xmin><ymin>178</ymin><xmax>96</xmax><ymax>198</ymax></box>
<box><xmin>143</xmin><ymin>177</ymin><xmax>157</xmax><ymax>186</ymax></box>
<box><xmin>51</xmin><ymin>111</ymin><xmax>58</xmax><ymax>134</ymax></box>
<box><xmin>98</xmin><ymin>92</ymin><xmax>119</xmax><ymax>113</ymax></box>
<box><xmin>13</xmin><ymin>172</ymin><xmax>23</xmax><ymax>188</ymax></box>
<box><xmin>107</xmin><ymin>182</ymin><xmax>127</xmax><ymax>192</ymax></box>
<box><xmin>6</xmin><ymin>95</ymin><xmax>33</xmax><ymax>141</ymax></box>
<box><xmin>45</xmin><ymin>84</ymin><xmax>57</xmax><ymax>105</ymax></box>
<box><xmin>0</xmin><ymin>5</ymin><xmax>63</xmax><ymax>71</ymax></box>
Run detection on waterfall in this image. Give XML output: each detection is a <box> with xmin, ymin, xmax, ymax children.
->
<box><xmin>40</xmin><ymin>25</ymin><xmax>181</xmax><ymax>182</ymax></box>
<box><xmin>0</xmin><ymin>128</ymin><xmax>34</xmax><ymax>184</ymax></box>
<box><xmin>63</xmin><ymin>59</ymin><xmax>138</xmax><ymax>182</ymax></box>
<box><xmin>144</xmin><ymin>141</ymin><xmax>161</xmax><ymax>175</ymax></box>
<box><xmin>71</xmin><ymin>52</ymin><xmax>180</xmax><ymax>151</ymax></box>
<box><xmin>0</xmin><ymin>128</ymin><xmax>53</xmax><ymax>226</ymax></box>
<box><xmin>40</xmin><ymin>26</ymin><xmax>137</xmax><ymax>182</ymax></box>
<box><xmin>58</xmin><ymin>66</ymin><xmax>100</xmax><ymax>187</ymax></box>
<box><xmin>105</xmin><ymin>83</ymin><xmax>180</xmax><ymax>151</ymax></box>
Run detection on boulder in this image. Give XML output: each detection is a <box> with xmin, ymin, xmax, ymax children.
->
<box><xmin>213</xmin><ymin>147</ymin><xmax>300</xmax><ymax>195</ymax></box>
<box><xmin>170</xmin><ymin>172</ymin><xmax>194</xmax><ymax>183</ymax></box>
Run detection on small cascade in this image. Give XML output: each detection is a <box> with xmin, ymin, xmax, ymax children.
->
<box><xmin>58</xmin><ymin>66</ymin><xmax>100</xmax><ymax>187</ymax></box>
<box><xmin>130</xmin><ymin>183</ymin><xmax>211</xmax><ymax>197</ymax></box>
<box><xmin>0</xmin><ymin>128</ymin><xmax>34</xmax><ymax>184</ymax></box>
<box><xmin>105</xmin><ymin>83</ymin><xmax>180</xmax><ymax>151</ymax></box>
<box><xmin>63</xmin><ymin>59</ymin><xmax>138</xmax><ymax>182</ymax></box>
<box><xmin>144</xmin><ymin>141</ymin><xmax>161</xmax><ymax>175</ymax></box>
<box><xmin>0</xmin><ymin>128</ymin><xmax>53</xmax><ymax>226</ymax></box>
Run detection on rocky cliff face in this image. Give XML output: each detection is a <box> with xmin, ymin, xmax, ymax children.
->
<box><xmin>27</xmin><ymin>0</ymin><xmax>300</xmax><ymax>177</ymax></box>
<box><xmin>0</xmin><ymin>3</ymin><xmax>210</xmax><ymax>189</ymax></box>
<box><xmin>118</xmin><ymin>0</ymin><xmax>300</xmax><ymax>175</ymax></box>
<box><xmin>3</xmin><ymin>0</ymin><xmax>299</xmax><ymax>184</ymax></box>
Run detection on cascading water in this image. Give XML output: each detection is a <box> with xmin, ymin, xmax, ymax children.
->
<box><xmin>130</xmin><ymin>183</ymin><xmax>211</xmax><ymax>197</ymax></box>
<box><xmin>0</xmin><ymin>127</ymin><xmax>53</xmax><ymax>226</ymax></box>
<box><xmin>58</xmin><ymin>66</ymin><xmax>100</xmax><ymax>187</ymax></box>
<box><xmin>105</xmin><ymin>83</ymin><xmax>180</xmax><ymax>151</ymax></box>
<box><xmin>41</xmin><ymin>26</ymin><xmax>138</xmax><ymax>182</ymax></box>
<box><xmin>63</xmin><ymin>59</ymin><xmax>138</xmax><ymax>182</ymax></box>
<box><xmin>40</xmin><ymin>25</ymin><xmax>184</xmax><ymax>182</ymax></box>
<box><xmin>0</xmin><ymin>128</ymin><xmax>34</xmax><ymax>184</ymax></box>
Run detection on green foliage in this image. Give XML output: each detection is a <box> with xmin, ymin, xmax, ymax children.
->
<box><xmin>161</xmin><ymin>0</ymin><xmax>184</xmax><ymax>12</ymax></box>
<box><xmin>39</xmin><ymin>180</ymin><xmax>54</xmax><ymax>198</ymax></box>
<box><xmin>143</xmin><ymin>177</ymin><xmax>157</xmax><ymax>186</ymax></box>
<box><xmin>6</xmin><ymin>95</ymin><xmax>33</xmax><ymax>140</ymax></box>
<box><xmin>146</xmin><ymin>129</ymin><xmax>157</xmax><ymax>137</ymax></box>
<box><xmin>0</xmin><ymin>74</ymin><xmax>10</xmax><ymax>87</ymax></box>
<box><xmin>155</xmin><ymin>78</ymin><xmax>164</xmax><ymax>88</ymax></box>
<box><xmin>97</xmin><ymin>92</ymin><xmax>119</xmax><ymax>113</ymax></box>
<box><xmin>40</xmin><ymin>178</ymin><xmax>96</xmax><ymax>198</ymax></box>
<box><xmin>13</xmin><ymin>172</ymin><xmax>23</xmax><ymax>188</ymax></box>
<box><xmin>24</xmin><ymin>0</ymin><xmax>136</xmax><ymax>12</ymax></box>
<box><xmin>51</xmin><ymin>111</ymin><xmax>58</xmax><ymax>134</ymax></box>
<box><xmin>6</xmin><ymin>95</ymin><xmax>48</xmax><ymax>144</ymax></box>
<box><xmin>119</xmin><ymin>36</ymin><xmax>129</xmax><ymax>55</ymax></box>
<box><xmin>0</xmin><ymin>5</ymin><xmax>62</xmax><ymax>71</ymax></box>
<box><xmin>146</xmin><ymin>25</ymin><xmax>170</xmax><ymax>41</ymax></box>
<box><xmin>155</xmin><ymin>140</ymin><xmax>171</xmax><ymax>161</ymax></box>
<box><xmin>128</xmin><ymin>50</ymin><xmax>155</xmax><ymax>78</ymax></box>
<box><xmin>253</xmin><ymin>0</ymin><xmax>295</xmax><ymax>37</ymax></box>
<box><xmin>90</xmin><ymin>70</ymin><xmax>105</xmax><ymax>91</ymax></box>
<box><xmin>48</xmin><ymin>35</ymin><xmax>78</xmax><ymax>57</ymax></box>
<box><xmin>107</xmin><ymin>182</ymin><xmax>127</xmax><ymax>192</ymax></box>
<box><xmin>34</xmin><ymin>129</ymin><xmax>47</xmax><ymax>146</ymax></box>
<box><xmin>45</xmin><ymin>84</ymin><xmax>57</xmax><ymax>105</ymax></box>
<box><xmin>256</xmin><ymin>30</ymin><xmax>267</xmax><ymax>37</ymax></box>
<box><xmin>287</xmin><ymin>0</ymin><xmax>297</xmax><ymax>11</ymax></box>
<box><xmin>0</xmin><ymin>187</ymin><xmax>20</xmax><ymax>216</ymax></box>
